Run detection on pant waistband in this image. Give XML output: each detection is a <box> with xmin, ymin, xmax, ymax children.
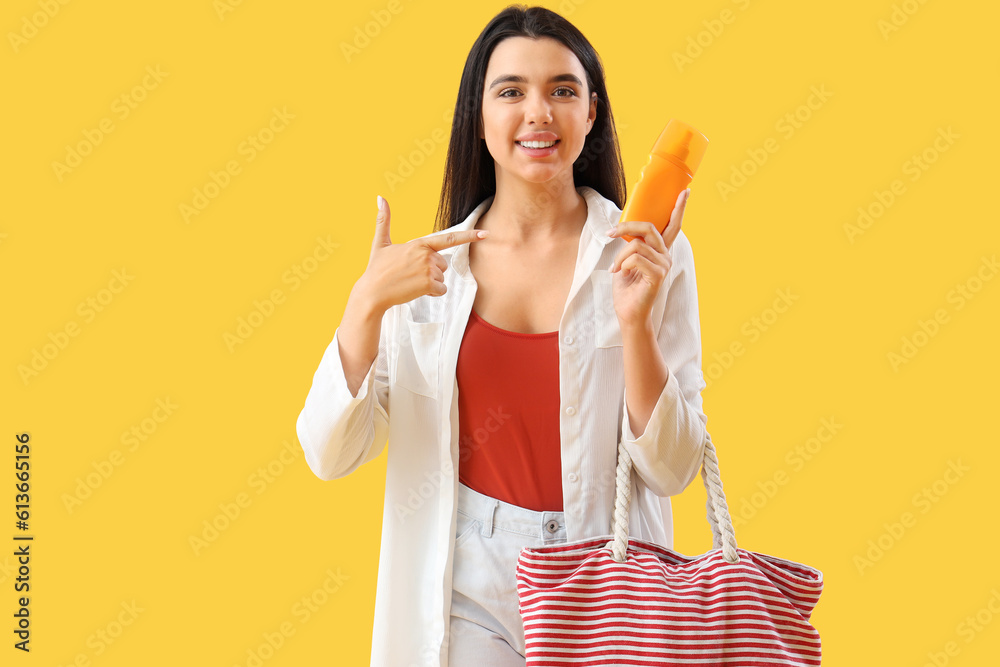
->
<box><xmin>457</xmin><ymin>481</ymin><xmax>567</xmax><ymax>541</ymax></box>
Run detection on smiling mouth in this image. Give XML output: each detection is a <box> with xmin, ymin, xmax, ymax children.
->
<box><xmin>516</xmin><ymin>140</ymin><xmax>560</xmax><ymax>149</ymax></box>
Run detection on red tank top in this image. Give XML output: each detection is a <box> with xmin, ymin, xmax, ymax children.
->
<box><xmin>456</xmin><ymin>308</ymin><xmax>563</xmax><ymax>512</ymax></box>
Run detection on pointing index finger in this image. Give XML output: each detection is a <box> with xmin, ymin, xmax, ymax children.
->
<box><xmin>420</xmin><ymin>229</ymin><xmax>490</xmax><ymax>251</ymax></box>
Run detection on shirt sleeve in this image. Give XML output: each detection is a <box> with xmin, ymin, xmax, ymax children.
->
<box><xmin>620</xmin><ymin>231</ymin><xmax>708</xmax><ymax>497</ymax></box>
<box><xmin>295</xmin><ymin>307</ymin><xmax>392</xmax><ymax>481</ymax></box>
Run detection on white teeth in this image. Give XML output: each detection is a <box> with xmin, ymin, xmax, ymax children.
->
<box><xmin>518</xmin><ymin>140</ymin><xmax>557</xmax><ymax>148</ymax></box>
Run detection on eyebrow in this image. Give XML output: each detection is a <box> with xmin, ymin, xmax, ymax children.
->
<box><xmin>488</xmin><ymin>73</ymin><xmax>584</xmax><ymax>90</ymax></box>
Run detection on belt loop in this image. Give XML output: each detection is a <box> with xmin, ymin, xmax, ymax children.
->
<box><xmin>481</xmin><ymin>500</ymin><xmax>496</xmax><ymax>537</ymax></box>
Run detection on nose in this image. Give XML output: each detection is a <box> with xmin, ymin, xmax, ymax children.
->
<box><xmin>525</xmin><ymin>93</ymin><xmax>553</xmax><ymax>125</ymax></box>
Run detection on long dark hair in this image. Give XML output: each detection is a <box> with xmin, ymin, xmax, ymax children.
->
<box><xmin>433</xmin><ymin>4</ymin><xmax>626</xmax><ymax>232</ymax></box>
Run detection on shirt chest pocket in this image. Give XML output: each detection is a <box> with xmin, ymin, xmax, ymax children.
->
<box><xmin>394</xmin><ymin>312</ymin><xmax>444</xmax><ymax>400</ymax></box>
<box><xmin>591</xmin><ymin>270</ymin><xmax>623</xmax><ymax>348</ymax></box>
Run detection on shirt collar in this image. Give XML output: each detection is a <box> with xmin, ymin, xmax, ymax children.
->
<box><xmin>445</xmin><ymin>185</ymin><xmax>619</xmax><ymax>276</ymax></box>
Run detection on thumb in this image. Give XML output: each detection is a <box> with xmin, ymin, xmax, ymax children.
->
<box><xmin>372</xmin><ymin>195</ymin><xmax>392</xmax><ymax>250</ymax></box>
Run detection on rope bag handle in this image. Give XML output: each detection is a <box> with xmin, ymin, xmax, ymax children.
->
<box><xmin>605</xmin><ymin>431</ymin><xmax>740</xmax><ymax>564</ymax></box>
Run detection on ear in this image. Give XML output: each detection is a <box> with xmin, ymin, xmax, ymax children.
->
<box><xmin>586</xmin><ymin>92</ymin><xmax>598</xmax><ymax>135</ymax></box>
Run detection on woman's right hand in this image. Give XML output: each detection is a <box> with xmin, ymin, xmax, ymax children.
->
<box><xmin>354</xmin><ymin>195</ymin><xmax>490</xmax><ymax>314</ymax></box>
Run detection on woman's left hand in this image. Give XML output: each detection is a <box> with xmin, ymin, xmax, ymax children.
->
<box><xmin>606</xmin><ymin>188</ymin><xmax>690</xmax><ymax>328</ymax></box>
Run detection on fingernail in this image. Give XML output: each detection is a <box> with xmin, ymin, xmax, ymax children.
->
<box><xmin>477</xmin><ymin>230</ymin><xmax>489</xmax><ymax>238</ymax></box>
<box><xmin>606</xmin><ymin>228</ymin><xmax>616</xmax><ymax>236</ymax></box>
<box><xmin>376</xmin><ymin>195</ymin><xmax>385</xmax><ymax>211</ymax></box>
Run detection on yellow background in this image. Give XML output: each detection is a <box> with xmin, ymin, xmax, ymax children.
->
<box><xmin>3</xmin><ymin>0</ymin><xmax>998</xmax><ymax>664</ymax></box>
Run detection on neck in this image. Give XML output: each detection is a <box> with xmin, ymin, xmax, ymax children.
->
<box><xmin>478</xmin><ymin>171</ymin><xmax>587</xmax><ymax>247</ymax></box>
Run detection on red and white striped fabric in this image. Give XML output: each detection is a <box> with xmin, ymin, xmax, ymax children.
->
<box><xmin>515</xmin><ymin>435</ymin><xmax>823</xmax><ymax>666</ymax></box>
<box><xmin>517</xmin><ymin>537</ymin><xmax>822</xmax><ymax>665</ymax></box>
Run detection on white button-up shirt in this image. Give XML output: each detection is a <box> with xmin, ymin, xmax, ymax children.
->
<box><xmin>295</xmin><ymin>185</ymin><xmax>709</xmax><ymax>666</ymax></box>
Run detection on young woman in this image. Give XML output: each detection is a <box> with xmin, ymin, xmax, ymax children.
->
<box><xmin>296</xmin><ymin>5</ymin><xmax>709</xmax><ymax>666</ymax></box>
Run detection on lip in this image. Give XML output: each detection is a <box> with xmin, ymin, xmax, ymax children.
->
<box><xmin>515</xmin><ymin>132</ymin><xmax>560</xmax><ymax>142</ymax></box>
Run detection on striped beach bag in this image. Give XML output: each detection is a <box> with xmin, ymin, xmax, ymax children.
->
<box><xmin>515</xmin><ymin>433</ymin><xmax>823</xmax><ymax>666</ymax></box>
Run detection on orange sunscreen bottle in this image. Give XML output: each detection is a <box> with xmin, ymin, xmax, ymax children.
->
<box><xmin>617</xmin><ymin>119</ymin><xmax>709</xmax><ymax>243</ymax></box>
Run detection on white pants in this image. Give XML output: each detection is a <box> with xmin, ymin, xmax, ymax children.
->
<box><xmin>447</xmin><ymin>481</ymin><xmax>568</xmax><ymax>665</ymax></box>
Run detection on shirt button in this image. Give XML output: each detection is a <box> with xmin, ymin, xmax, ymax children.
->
<box><xmin>568</xmin><ymin>472</ymin><xmax>578</xmax><ymax>483</ymax></box>
<box><xmin>565</xmin><ymin>406</ymin><xmax>576</xmax><ymax>416</ymax></box>
<box><xmin>563</xmin><ymin>335</ymin><xmax>574</xmax><ymax>345</ymax></box>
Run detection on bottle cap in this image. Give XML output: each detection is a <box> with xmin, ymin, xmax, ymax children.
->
<box><xmin>651</xmin><ymin>119</ymin><xmax>709</xmax><ymax>176</ymax></box>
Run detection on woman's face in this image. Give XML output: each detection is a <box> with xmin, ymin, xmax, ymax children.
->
<box><xmin>480</xmin><ymin>36</ymin><xmax>598</xmax><ymax>187</ymax></box>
